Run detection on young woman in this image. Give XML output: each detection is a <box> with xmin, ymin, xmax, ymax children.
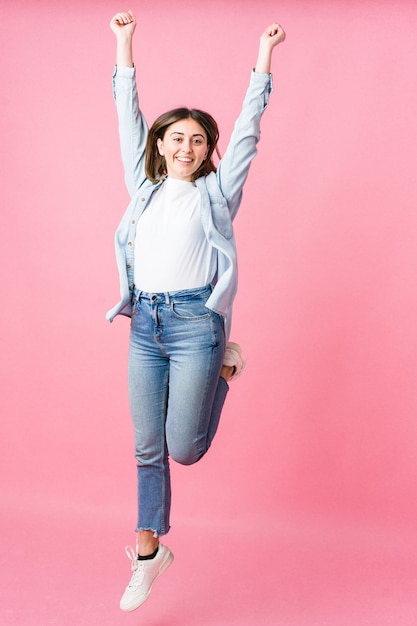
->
<box><xmin>108</xmin><ymin>10</ymin><xmax>286</xmax><ymax>612</ymax></box>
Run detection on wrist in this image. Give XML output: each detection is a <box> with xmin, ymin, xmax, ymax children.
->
<box><xmin>116</xmin><ymin>31</ymin><xmax>133</xmax><ymax>45</ymax></box>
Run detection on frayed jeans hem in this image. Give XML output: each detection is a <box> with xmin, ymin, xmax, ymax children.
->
<box><xmin>135</xmin><ymin>527</ymin><xmax>170</xmax><ymax>538</ymax></box>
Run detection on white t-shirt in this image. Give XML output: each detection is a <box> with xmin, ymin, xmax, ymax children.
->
<box><xmin>134</xmin><ymin>177</ymin><xmax>217</xmax><ymax>293</ymax></box>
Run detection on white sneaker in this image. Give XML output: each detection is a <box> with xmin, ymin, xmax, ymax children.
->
<box><xmin>120</xmin><ymin>543</ymin><xmax>174</xmax><ymax>612</ymax></box>
<box><xmin>223</xmin><ymin>342</ymin><xmax>245</xmax><ymax>381</ymax></box>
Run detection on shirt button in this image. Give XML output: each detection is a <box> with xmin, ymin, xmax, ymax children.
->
<box><xmin>127</xmin><ymin>264</ymin><xmax>132</xmax><ymax>269</ymax></box>
<box><xmin>131</xmin><ymin>219</ymin><xmax>136</xmax><ymax>224</ymax></box>
<box><xmin>128</xmin><ymin>241</ymin><xmax>132</xmax><ymax>246</ymax></box>
<box><xmin>141</xmin><ymin>197</ymin><xmax>145</xmax><ymax>202</ymax></box>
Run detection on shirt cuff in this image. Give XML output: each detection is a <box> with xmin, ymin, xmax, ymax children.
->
<box><xmin>250</xmin><ymin>69</ymin><xmax>273</xmax><ymax>94</ymax></box>
<box><xmin>112</xmin><ymin>64</ymin><xmax>135</xmax><ymax>78</ymax></box>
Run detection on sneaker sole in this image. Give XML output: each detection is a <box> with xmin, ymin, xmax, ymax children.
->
<box><xmin>120</xmin><ymin>551</ymin><xmax>174</xmax><ymax>612</ymax></box>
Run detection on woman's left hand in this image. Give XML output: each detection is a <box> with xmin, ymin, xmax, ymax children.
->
<box><xmin>260</xmin><ymin>23</ymin><xmax>286</xmax><ymax>48</ymax></box>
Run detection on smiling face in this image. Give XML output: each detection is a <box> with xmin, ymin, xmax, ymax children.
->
<box><xmin>156</xmin><ymin>118</ymin><xmax>209</xmax><ymax>182</ymax></box>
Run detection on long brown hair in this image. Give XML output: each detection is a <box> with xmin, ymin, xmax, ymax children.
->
<box><xmin>145</xmin><ymin>108</ymin><xmax>219</xmax><ymax>183</ymax></box>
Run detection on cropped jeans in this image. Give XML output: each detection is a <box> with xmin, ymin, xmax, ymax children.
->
<box><xmin>128</xmin><ymin>285</ymin><xmax>228</xmax><ymax>536</ymax></box>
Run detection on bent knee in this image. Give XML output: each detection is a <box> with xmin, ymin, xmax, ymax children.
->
<box><xmin>169</xmin><ymin>446</ymin><xmax>207</xmax><ymax>466</ymax></box>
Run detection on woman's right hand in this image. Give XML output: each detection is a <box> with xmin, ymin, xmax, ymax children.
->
<box><xmin>255</xmin><ymin>22</ymin><xmax>286</xmax><ymax>73</ymax></box>
<box><xmin>110</xmin><ymin>10</ymin><xmax>137</xmax><ymax>39</ymax></box>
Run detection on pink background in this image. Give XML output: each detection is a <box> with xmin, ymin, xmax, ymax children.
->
<box><xmin>1</xmin><ymin>0</ymin><xmax>417</xmax><ymax>624</ymax></box>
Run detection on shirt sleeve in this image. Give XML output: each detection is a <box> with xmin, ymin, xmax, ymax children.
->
<box><xmin>216</xmin><ymin>70</ymin><xmax>273</xmax><ymax>220</ymax></box>
<box><xmin>112</xmin><ymin>65</ymin><xmax>149</xmax><ymax>198</ymax></box>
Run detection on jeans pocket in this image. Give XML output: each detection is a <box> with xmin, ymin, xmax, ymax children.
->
<box><xmin>171</xmin><ymin>299</ymin><xmax>211</xmax><ymax>321</ymax></box>
<box><xmin>131</xmin><ymin>299</ymin><xmax>141</xmax><ymax>317</ymax></box>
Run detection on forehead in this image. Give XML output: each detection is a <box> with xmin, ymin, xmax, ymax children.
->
<box><xmin>166</xmin><ymin>118</ymin><xmax>207</xmax><ymax>137</ymax></box>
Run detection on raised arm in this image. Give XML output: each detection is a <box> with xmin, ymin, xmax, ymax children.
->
<box><xmin>216</xmin><ymin>23</ymin><xmax>286</xmax><ymax>219</ymax></box>
<box><xmin>255</xmin><ymin>23</ymin><xmax>286</xmax><ymax>73</ymax></box>
<box><xmin>110</xmin><ymin>10</ymin><xmax>136</xmax><ymax>67</ymax></box>
<box><xmin>110</xmin><ymin>11</ymin><xmax>149</xmax><ymax>198</ymax></box>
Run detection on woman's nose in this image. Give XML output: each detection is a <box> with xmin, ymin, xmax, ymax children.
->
<box><xmin>181</xmin><ymin>139</ymin><xmax>192</xmax><ymax>152</ymax></box>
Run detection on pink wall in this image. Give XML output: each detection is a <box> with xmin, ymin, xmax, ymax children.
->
<box><xmin>1</xmin><ymin>0</ymin><xmax>417</xmax><ymax>535</ymax></box>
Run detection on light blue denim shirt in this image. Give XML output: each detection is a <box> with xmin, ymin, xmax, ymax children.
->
<box><xmin>106</xmin><ymin>65</ymin><xmax>273</xmax><ymax>339</ymax></box>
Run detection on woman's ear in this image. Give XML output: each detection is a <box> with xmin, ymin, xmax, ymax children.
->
<box><xmin>157</xmin><ymin>138</ymin><xmax>164</xmax><ymax>156</ymax></box>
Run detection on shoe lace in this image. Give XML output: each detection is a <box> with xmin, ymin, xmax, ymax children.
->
<box><xmin>125</xmin><ymin>546</ymin><xmax>145</xmax><ymax>589</ymax></box>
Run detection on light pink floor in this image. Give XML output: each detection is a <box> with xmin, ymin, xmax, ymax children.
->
<box><xmin>2</xmin><ymin>497</ymin><xmax>417</xmax><ymax>626</ymax></box>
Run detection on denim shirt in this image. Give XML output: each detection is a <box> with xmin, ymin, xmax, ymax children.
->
<box><xmin>106</xmin><ymin>65</ymin><xmax>273</xmax><ymax>339</ymax></box>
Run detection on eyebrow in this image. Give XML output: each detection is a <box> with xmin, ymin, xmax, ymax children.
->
<box><xmin>169</xmin><ymin>131</ymin><xmax>205</xmax><ymax>138</ymax></box>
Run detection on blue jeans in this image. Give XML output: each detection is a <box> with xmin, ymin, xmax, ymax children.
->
<box><xmin>128</xmin><ymin>285</ymin><xmax>228</xmax><ymax>536</ymax></box>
